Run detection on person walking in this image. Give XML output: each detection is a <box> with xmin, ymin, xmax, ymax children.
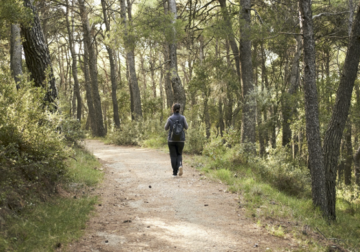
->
<box><xmin>164</xmin><ymin>103</ymin><xmax>188</xmax><ymax>177</ymax></box>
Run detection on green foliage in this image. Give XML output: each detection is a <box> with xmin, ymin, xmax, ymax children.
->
<box><xmin>0</xmin><ymin>0</ymin><xmax>32</xmax><ymax>29</ymax></box>
<box><xmin>107</xmin><ymin>115</ymin><xmax>167</xmax><ymax>147</ymax></box>
<box><xmin>107</xmin><ymin>115</ymin><xmax>207</xmax><ymax>154</ymax></box>
<box><xmin>60</xmin><ymin>118</ymin><xmax>86</xmax><ymax>144</ymax></box>
<box><xmin>183</xmin><ymin>122</ymin><xmax>207</xmax><ymax>154</ymax></box>
<box><xmin>0</xmin><ymin>72</ymin><xmax>75</xmax><ymax>209</ymax></box>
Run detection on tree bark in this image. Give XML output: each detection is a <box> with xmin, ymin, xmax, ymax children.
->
<box><xmin>240</xmin><ymin>0</ymin><xmax>255</xmax><ymax>145</ymax></box>
<box><xmin>168</xmin><ymin>0</ymin><xmax>186</xmax><ymax>112</ymax></box>
<box><xmin>21</xmin><ymin>0</ymin><xmax>57</xmax><ymax>108</ymax></box>
<box><xmin>218</xmin><ymin>0</ymin><xmax>241</xmax><ymax>79</ymax></box>
<box><xmin>101</xmin><ymin>0</ymin><xmax>120</xmax><ymax>128</ymax></box>
<box><xmin>344</xmin><ymin>122</ymin><xmax>353</xmax><ymax>185</ymax></box>
<box><xmin>65</xmin><ymin>0</ymin><xmax>81</xmax><ymax>121</ymax></box>
<box><xmin>354</xmin><ymin>146</ymin><xmax>360</xmax><ymax>185</ymax></box>
<box><xmin>299</xmin><ymin>0</ymin><xmax>328</xmax><ymax>216</ymax></box>
<box><xmin>322</xmin><ymin>1</ymin><xmax>360</xmax><ymax>219</ymax></box>
<box><xmin>126</xmin><ymin>56</ymin><xmax>135</xmax><ymax>119</ymax></box>
<box><xmin>81</xmin><ymin>44</ymin><xmax>97</xmax><ymax>135</ymax></box>
<box><xmin>282</xmin><ymin>35</ymin><xmax>302</xmax><ymax>146</ymax></box>
<box><xmin>119</xmin><ymin>0</ymin><xmax>142</xmax><ymax>119</ymax></box>
<box><xmin>79</xmin><ymin>0</ymin><xmax>106</xmax><ymax>136</ymax></box>
<box><xmin>10</xmin><ymin>24</ymin><xmax>23</xmax><ymax>89</ymax></box>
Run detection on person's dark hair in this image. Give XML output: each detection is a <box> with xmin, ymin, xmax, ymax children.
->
<box><xmin>172</xmin><ymin>103</ymin><xmax>181</xmax><ymax>113</ymax></box>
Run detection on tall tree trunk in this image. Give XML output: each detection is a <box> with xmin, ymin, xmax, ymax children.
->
<box><xmin>349</xmin><ymin>0</ymin><xmax>355</xmax><ymax>36</ymax></box>
<box><xmin>203</xmin><ymin>95</ymin><xmax>210</xmax><ymax>139</ymax></box>
<box><xmin>218</xmin><ymin>0</ymin><xmax>241</xmax><ymax>79</ymax></box>
<box><xmin>21</xmin><ymin>0</ymin><xmax>57</xmax><ymax>108</ymax></box>
<box><xmin>82</xmin><ymin>45</ymin><xmax>97</xmax><ymax>135</ymax></box>
<box><xmin>119</xmin><ymin>0</ymin><xmax>142</xmax><ymax>119</ymax></box>
<box><xmin>299</xmin><ymin>0</ymin><xmax>328</xmax><ymax>216</ymax></box>
<box><xmin>66</xmin><ymin>0</ymin><xmax>81</xmax><ymax>121</ymax></box>
<box><xmin>260</xmin><ymin>41</ymin><xmax>270</xmax><ymax>147</ymax></box>
<box><xmin>344</xmin><ymin>122</ymin><xmax>353</xmax><ymax>185</ymax></box>
<box><xmin>10</xmin><ymin>24</ymin><xmax>23</xmax><ymax>89</ymax></box>
<box><xmin>126</xmin><ymin>56</ymin><xmax>135</xmax><ymax>119</ymax></box>
<box><xmin>101</xmin><ymin>0</ymin><xmax>120</xmax><ymax>128</ymax></box>
<box><xmin>240</xmin><ymin>0</ymin><xmax>255</xmax><ymax>145</ymax></box>
<box><xmin>79</xmin><ymin>0</ymin><xmax>106</xmax><ymax>136</ymax></box>
<box><xmin>149</xmin><ymin>47</ymin><xmax>157</xmax><ymax>98</ymax></box>
<box><xmin>354</xmin><ymin>146</ymin><xmax>360</xmax><ymax>185</ymax></box>
<box><xmin>163</xmin><ymin>0</ymin><xmax>174</xmax><ymax>109</ymax></box>
<box><xmin>168</xmin><ymin>0</ymin><xmax>186</xmax><ymax>111</ymax></box>
<box><xmin>282</xmin><ymin>35</ymin><xmax>302</xmax><ymax>146</ymax></box>
<box><xmin>322</xmin><ymin>1</ymin><xmax>360</xmax><ymax>219</ymax></box>
<box><xmin>218</xmin><ymin>98</ymin><xmax>224</xmax><ymax>137</ymax></box>
<box><xmin>164</xmin><ymin>44</ymin><xmax>173</xmax><ymax>108</ymax></box>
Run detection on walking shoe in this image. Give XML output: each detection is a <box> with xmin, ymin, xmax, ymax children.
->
<box><xmin>179</xmin><ymin>166</ymin><xmax>183</xmax><ymax>176</ymax></box>
<box><xmin>172</xmin><ymin>174</ymin><xmax>177</xmax><ymax>178</ymax></box>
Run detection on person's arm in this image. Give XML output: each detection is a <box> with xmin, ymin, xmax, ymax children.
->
<box><xmin>183</xmin><ymin>116</ymin><xmax>189</xmax><ymax>130</ymax></box>
<box><xmin>164</xmin><ymin>118</ymin><xmax>171</xmax><ymax>130</ymax></box>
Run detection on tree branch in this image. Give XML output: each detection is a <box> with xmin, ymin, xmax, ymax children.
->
<box><xmin>313</xmin><ymin>11</ymin><xmax>349</xmax><ymax>20</ymax></box>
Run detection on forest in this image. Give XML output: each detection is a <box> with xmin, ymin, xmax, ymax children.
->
<box><xmin>1</xmin><ymin>0</ymin><xmax>360</xmax><ymax>250</ymax></box>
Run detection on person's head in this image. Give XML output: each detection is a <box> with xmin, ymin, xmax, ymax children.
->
<box><xmin>172</xmin><ymin>103</ymin><xmax>181</xmax><ymax>113</ymax></box>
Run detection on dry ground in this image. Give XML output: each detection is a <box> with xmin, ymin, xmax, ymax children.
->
<box><xmin>69</xmin><ymin>140</ymin><xmax>293</xmax><ymax>252</ymax></box>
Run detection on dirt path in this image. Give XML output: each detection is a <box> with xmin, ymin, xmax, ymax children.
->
<box><xmin>70</xmin><ymin>140</ymin><xmax>291</xmax><ymax>252</ymax></box>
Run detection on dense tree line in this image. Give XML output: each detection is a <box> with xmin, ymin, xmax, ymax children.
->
<box><xmin>1</xmin><ymin>0</ymin><xmax>360</xmax><ymax>220</ymax></box>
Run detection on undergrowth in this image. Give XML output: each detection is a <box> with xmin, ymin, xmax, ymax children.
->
<box><xmin>106</xmin><ymin>115</ymin><xmax>207</xmax><ymax>154</ymax></box>
<box><xmin>191</xmin><ymin>150</ymin><xmax>360</xmax><ymax>251</ymax></box>
<box><xmin>0</xmin><ymin>147</ymin><xmax>102</xmax><ymax>252</ymax></box>
<box><xmin>0</xmin><ymin>71</ymin><xmax>102</xmax><ymax>251</ymax></box>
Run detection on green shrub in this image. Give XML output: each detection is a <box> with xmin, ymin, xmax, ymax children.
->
<box><xmin>0</xmin><ymin>73</ymin><xmax>72</xmax><ymax>212</ymax></box>
<box><xmin>184</xmin><ymin>122</ymin><xmax>207</xmax><ymax>154</ymax></box>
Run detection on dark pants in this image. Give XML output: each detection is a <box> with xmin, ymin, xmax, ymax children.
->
<box><xmin>168</xmin><ymin>142</ymin><xmax>184</xmax><ymax>175</ymax></box>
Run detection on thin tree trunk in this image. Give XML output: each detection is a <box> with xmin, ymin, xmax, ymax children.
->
<box><xmin>204</xmin><ymin>95</ymin><xmax>210</xmax><ymax>139</ymax></box>
<box><xmin>218</xmin><ymin>0</ymin><xmax>240</xmax><ymax>79</ymax></box>
<box><xmin>125</xmin><ymin>56</ymin><xmax>134</xmax><ymax>119</ymax></box>
<box><xmin>119</xmin><ymin>0</ymin><xmax>142</xmax><ymax>119</ymax></box>
<box><xmin>163</xmin><ymin>0</ymin><xmax>174</xmax><ymax>109</ymax></box>
<box><xmin>79</xmin><ymin>0</ymin><xmax>106</xmax><ymax>136</ymax></box>
<box><xmin>10</xmin><ymin>24</ymin><xmax>23</xmax><ymax>89</ymax></box>
<box><xmin>282</xmin><ymin>35</ymin><xmax>302</xmax><ymax>146</ymax></box>
<box><xmin>240</xmin><ymin>0</ymin><xmax>255</xmax><ymax>146</ymax></box>
<box><xmin>299</xmin><ymin>0</ymin><xmax>328</xmax><ymax>216</ymax></box>
<box><xmin>149</xmin><ymin>47</ymin><xmax>157</xmax><ymax>98</ymax></box>
<box><xmin>354</xmin><ymin>146</ymin><xmax>360</xmax><ymax>185</ymax></box>
<box><xmin>168</xmin><ymin>0</ymin><xmax>186</xmax><ymax>111</ymax></box>
<box><xmin>82</xmin><ymin>45</ymin><xmax>97</xmax><ymax>135</ymax></box>
<box><xmin>218</xmin><ymin>98</ymin><xmax>224</xmax><ymax>137</ymax></box>
<box><xmin>66</xmin><ymin>0</ymin><xmax>81</xmax><ymax>121</ymax></box>
<box><xmin>101</xmin><ymin>0</ymin><xmax>120</xmax><ymax>128</ymax></box>
<box><xmin>344</xmin><ymin>122</ymin><xmax>353</xmax><ymax>185</ymax></box>
<box><xmin>21</xmin><ymin>0</ymin><xmax>57</xmax><ymax>108</ymax></box>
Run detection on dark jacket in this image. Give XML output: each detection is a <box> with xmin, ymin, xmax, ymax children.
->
<box><xmin>164</xmin><ymin>112</ymin><xmax>189</xmax><ymax>142</ymax></box>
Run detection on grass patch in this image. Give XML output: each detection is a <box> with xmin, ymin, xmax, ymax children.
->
<box><xmin>141</xmin><ymin>136</ymin><xmax>167</xmax><ymax>149</ymax></box>
<box><xmin>0</xmin><ymin>147</ymin><xmax>102</xmax><ymax>252</ymax></box>
<box><xmin>66</xmin><ymin>147</ymin><xmax>103</xmax><ymax>187</ymax></box>
<box><xmin>190</xmin><ymin>155</ymin><xmax>360</xmax><ymax>252</ymax></box>
<box><xmin>0</xmin><ymin>197</ymin><xmax>97</xmax><ymax>252</ymax></box>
